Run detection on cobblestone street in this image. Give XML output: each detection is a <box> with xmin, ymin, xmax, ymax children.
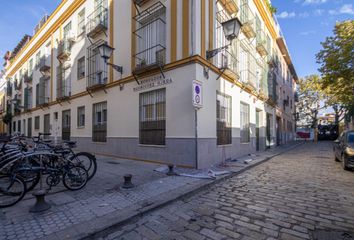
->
<box><xmin>104</xmin><ymin>142</ymin><xmax>354</xmax><ymax>240</ymax></box>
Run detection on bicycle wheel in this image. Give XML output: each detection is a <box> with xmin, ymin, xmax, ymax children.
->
<box><xmin>70</xmin><ymin>152</ymin><xmax>97</xmax><ymax>180</ymax></box>
<box><xmin>63</xmin><ymin>166</ymin><xmax>88</xmax><ymax>191</ymax></box>
<box><xmin>0</xmin><ymin>175</ymin><xmax>26</xmax><ymax>208</ymax></box>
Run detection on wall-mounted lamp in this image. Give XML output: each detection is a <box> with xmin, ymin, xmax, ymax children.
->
<box><xmin>97</xmin><ymin>42</ymin><xmax>123</xmax><ymax>75</ymax></box>
<box><xmin>206</xmin><ymin>17</ymin><xmax>242</xmax><ymax>60</ymax></box>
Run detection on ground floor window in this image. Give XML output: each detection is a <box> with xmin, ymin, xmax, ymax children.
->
<box><xmin>92</xmin><ymin>101</ymin><xmax>107</xmax><ymax>142</ymax></box>
<box><xmin>27</xmin><ymin>118</ymin><xmax>32</xmax><ymax>137</ymax></box>
<box><xmin>13</xmin><ymin>121</ymin><xmax>16</xmax><ymax>132</ymax></box>
<box><xmin>216</xmin><ymin>92</ymin><xmax>232</xmax><ymax>145</ymax></box>
<box><xmin>139</xmin><ymin>88</ymin><xmax>166</xmax><ymax>145</ymax></box>
<box><xmin>17</xmin><ymin>120</ymin><xmax>21</xmax><ymax>133</ymax></box>
<box><xmin>34</xmin><ymin>116</ymin><xmax>40</xmax><ymax>130</ymax></box>
<box><xmin>77</xmin><ymin>106</ymin><xmax>85</xmax><ymax>127</ymax></box>
<box><xmin>240</xmin><ymin>102</ymin><xmax>250</xmax><ymax>143</ymax></box>
<box><xmin>62</xmin><ymin>110</ymin><xmax>71</xmax><ymax>140</ymax></box>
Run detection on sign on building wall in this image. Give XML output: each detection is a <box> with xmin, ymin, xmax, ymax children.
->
<box><xmin>192</xmin><ymin>80</ymin><xmax>203</xmax><ymax>109</ymax></box>
<box><xmin>133</xmin><ymin>75</ymin><xmax>172</xmax><ymax>92</ymax></box>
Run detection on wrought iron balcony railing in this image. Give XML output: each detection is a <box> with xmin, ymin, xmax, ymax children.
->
<box><xmin>256</xmin><ymin>29</ymin><xmax>268</xmax><ymax>57</ymax></box>
<box><xmin>219</xmin><ymin>0</ymin><xmax>239</xmax><ymax>16</ymax></box>
<box><xmin>216</xmin><ymin>48</ymin><xmax>240</xmax><ymax>81</ymax></box>
<box><xmin>86</xmin><ymin>4</ymin><xmax>108</xmax><ymax>38</ymax></box>
<box><xmin>239</xmin><ymin>2</ymin><xmax>256</xmax><ymax>39</ymax></box>
<box><xmin>57</xmin><ymin>39</ymin><xmax>72</xmax><ymax>61</ymax></box>
<box><xmin>87</xmin><ymin>40</ymin><xmax>107</xmax><ymax>90</ymax></box>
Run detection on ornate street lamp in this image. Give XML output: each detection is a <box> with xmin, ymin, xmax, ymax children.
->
<box><xmin>97</xmin><ymin>42</ymin><xmax>123</xmax><ymax>75</ymax></box>
<box><xmin>206</xmin><ymin>17</ymin><xmax>242</xmax><ymax>59</ymax></box>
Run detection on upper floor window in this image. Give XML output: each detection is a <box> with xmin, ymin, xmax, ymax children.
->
<box><xmin>77</xmin><ymin>56</ymin><xmax>85</xmax><ymax>79</ymax></box>
<box><xmin>133</xmin><ymin>3</ymin><xmax>166</xmax><ymax>70</ymax></box>
<box><xmin>77</xmin><ymin>9</ymin><xmax>86</xmax><ymax>36</ymax></box>
<box><xmin>64</xmin><ymin>22</ymin><xmax>72</xmax><ymax>40</ymax></box>
<box><xmin>35</xmin><ymin>51</ymin><xmax>41</xmax><ymax>69</ymax></box>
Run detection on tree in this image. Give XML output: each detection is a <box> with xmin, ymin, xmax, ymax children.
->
<box><xmin>295</xmin><ymin>75</ymin><xmax>325</xmax><ymax>128</ymax></box>
<box><xmin>316</xmin><ymin>20</ymin><xmax>354</xmax><ymax>125</ymax></box>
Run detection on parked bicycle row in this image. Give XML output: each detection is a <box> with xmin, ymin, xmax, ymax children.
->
<box><xmin>0</xmin><ymin>132</ymin><xmax>97</xmax><ymax>208</ymax></box>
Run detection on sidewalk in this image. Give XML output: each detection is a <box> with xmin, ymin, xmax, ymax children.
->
<box><xmin>0</xmin><ymin>142</ymin><xmax>302</xmax><ymax>240</ymax></box>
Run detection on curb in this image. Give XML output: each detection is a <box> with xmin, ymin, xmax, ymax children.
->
<box><xmin>41</xmin><ymin>142</ymin><xmax>303</xmax><ymax>240</ymax></box>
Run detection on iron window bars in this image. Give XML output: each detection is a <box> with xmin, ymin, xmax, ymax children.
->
<box><xmin>217</xmin><ymin>92</ymin><xmax>232</xmax><ymax>145</ymax></box>
<box><xmin>86</xmin><ymin>0</ymin><xmax>108</xmax><ymax>39</ymax></box>
<box><xmin>133</xmin><ymin>2</ymin><xmax>166</xmax><ymax>74</ymax></box>
<box><xmin>87</xmin><ymin>39</ymin><xmax>107</xmax><ymax>90</ymax></box>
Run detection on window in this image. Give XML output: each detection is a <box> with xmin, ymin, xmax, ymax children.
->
<box><xmin>29</xmin><ymin>59</ymin><xmax>33</xmax><ymax>73</ymax></box>
<box><xmin>240</xmin><ymin>102</ymin><xmax>250</xmax><ymax>143</ymax></box>
<box><xmin>54</xmin><ymin>112</ymin><xmax>58</xmax><ymax>120</ymax></box>
<box><xmin>18</xmin><ymin>120</ymin><xmax>21</xmax><ymax>133</ymax></box>
<box><xmin>139</xmin><ymin>89</ymin><xmax>166</xmax><ymax>145</ymax></box>
<box><xmin>34</xmin><ymin>116</ymin><xmax>40</xmax><ymax>130</ymax></box>
<box><xmin>27</xmin><ymin>118</ymin><xmax>32</xmax><ymax>137</ymax></box>
<box><xmin>77</xmin><ymin>8</ymin><xmax>85</xmax><ymax>36</ymax></box>
<box><xmin>77</xmin><ymin>106</ymin><xmax>85</xmax><ymax>127</ymax></box>
<box><xmin>93</xmin><ymin>102</ymin><xmax>107</xmax><ymax>142</ymax></box>
<box><xmin>77</xmin><ymin>57</ymin><xmax>85</xmax><ymax>79</ymax></box>
<box><xmin>217</xmin><ymin>92</ymin><xmax>232</xmax><ymax>145</ymax></box>
<box><xmin>35</xmin><ymin>51</ymin><xmax>41</xmax><ymax>69</ymax></box>
<box><xmin>63</xmin><ymin>22</ymin><xmax>72</xmax><ymax>39</ymax></box>
<box><xmin>62</xmin><ymin>110</ymin><xmax>71</xmax><ymax>140</ymax></box>
<box><xmin>13</xmin><ymin>121</ymin><xmax>16</xmax><ymax>132</ymax></box>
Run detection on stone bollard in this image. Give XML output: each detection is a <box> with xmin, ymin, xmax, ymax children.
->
<box><xmin>166</xmin><ymin>164</ymin><xmax>178</xmax><ymax>176</ymax></box>
<box><xmin>122</xmin><ymin>174</ymin><xmax>134</xmax><ymax>189</ymax></box>
<box><xmin>29</xmin><ymin>189</ymin><xmax>51</xmax><ymax>213</ymax></box>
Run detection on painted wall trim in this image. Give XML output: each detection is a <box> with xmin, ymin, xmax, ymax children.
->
<box><xmin>170</xmin><ymin>0</ymin><xmax>177</xmax><ymax>62</ymax></box>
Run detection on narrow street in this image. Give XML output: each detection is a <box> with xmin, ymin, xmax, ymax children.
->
<box><xmin>103</xmin><ymin>142</ymin><xmax>354</xmax><ymax>240</ymax></box>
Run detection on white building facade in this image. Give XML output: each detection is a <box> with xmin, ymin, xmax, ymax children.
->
<box><xmin>2</xmin><ymin>0</ymin><xmax>297</xmax><ymax>168</ymax></box>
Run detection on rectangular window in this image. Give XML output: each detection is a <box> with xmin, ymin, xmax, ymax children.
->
<box><xmin>93</xmin><ymin>102</ymin><xmax>107</xmax><ymax>142</ymax></box>
<box><xmin>13</xmin><ymin>121</ymin><xmax>16</xmax><ymax>132</ymax></box>
<box><xmin>27</xmin><ymin>118</ymin><xmax>32</xmax><ymax>137</ymax></box>
<box><xmin>18</xmin><ymin>120</ymin><xmax>21</xmax><ymax>133</ymax></box>
<box><xmin>240</xmin><ymin>102</ymin><xmax>250</xmax><ymax>143</ymax></box>
<box><xmin>139</xmin><ymin>88</ymin><xmax>166</xmax><ymax>145</ymax></box>
<box><xmin>34</xmin><ymin>116</ymin><xmax>40</xmax><ymax>130</ymax></box>
<box><xmin>217</xmin><ymin>92</ymin><xmax>232</xmax><ymax>145</ymax></box>
<box><xmin>35</xmin><ymin>51</ymin><xmax>41</xmax><ymax>69</ymax></box>
<box><xmin>77</xmin><ymin>8</ymin><xmax>85</xmax><ymax>36</ymax></box>
<box><xmin>77</xmin><ymin>106</ymin><xmax>85</xmax><ymax>127</ymax></box>
<box><xmin>77</xmin><ymin>56</ymin><xmax>85</xmax><ymax>79</ymax></box>
<box><xmin>63</xmin><ymin>22</ymin><xmax>72</xmax><ymax>39</ymax></box>
<box><xmin>62</xmin><ymin>110</ymin><xmax>71</xmax><ymax>140</ymax></box>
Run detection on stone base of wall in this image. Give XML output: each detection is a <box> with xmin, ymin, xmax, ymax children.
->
<box><xmin>71</xmin><ymin>136</ymin><xmax>268</xmax><ymax>169</ymax></box>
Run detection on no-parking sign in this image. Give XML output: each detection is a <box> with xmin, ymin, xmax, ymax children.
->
<box><xmin>193</xmin><ymin>80</ymin><xmax>203</xmax><ymax>108</ymax></box>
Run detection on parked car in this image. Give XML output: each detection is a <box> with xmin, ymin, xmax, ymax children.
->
<box><xmin>333</xmin><ymin>130</ymin><xmax>354</xmax><ymax>170</ymax></box>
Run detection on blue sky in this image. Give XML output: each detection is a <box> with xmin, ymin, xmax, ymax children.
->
<box><xmin>0</xmin><ymin>0</ymin><xmax>353</xmax><ymax>78</ymax></box>
<box><xmin>273</xmin><ymin>0</ymin><xmax>354</xmax><ymax>78</ymax></box>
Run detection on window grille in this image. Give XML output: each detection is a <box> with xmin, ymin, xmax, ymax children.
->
<box><xmin>92</xmin><ymin>101</ymin><xmax>107</xmax><ymax>142</ymax></box>
<box><xmin>57</xmin><ymin>64</ymin><xmax>71</xmax><ymax>99</ymax></box>
<box><xmin>139</xmin><ymin>88</ymin><xmax>166</xmax><ymax>145</ymax></box>
<box><xmin>217</xmin><ymin>92</ymin><xmax>232</xmax><ymax>145</ymax></box>
<box><xmin>77</xmin><ymin>56</ymin><xmax>85</xmax><ymax>79</ymax></box>
<box><xmin>77</xmin><ymin>9</ymin><xmax>86</xmax><ymax>36</ymax></box>
<box><xmin>87</xmin><ymin>40</ymin><xmax>107</xmax><ymax>88</ymax></box>
<box><xmin>240</xmin><ymin>102</ymin><xmax>250</xmax><ymax>143</ymax></box>
<box><xmin>77</xmin><ymin>106</ymin><xmax>85</xmax><ymax>127</ymax></box>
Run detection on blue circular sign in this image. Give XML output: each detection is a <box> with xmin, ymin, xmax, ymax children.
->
<box><xmin>195</xmin><ymin>85</ymin><xmax>200</xmax><ymax>94</ymax></box>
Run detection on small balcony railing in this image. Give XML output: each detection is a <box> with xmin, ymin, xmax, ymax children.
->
<box><xmin>37</xmin><ymin>76</ymin><xmax>50</xmax><ymax>106</ymax></box>
<box><xmin>219</xmin><ymin>0</ymin><xmax>239</xmax><ymax>16</ymax></box>
<box><xmin>216</xmin><ymin>48</ymin><xmax>240</xmax><ymax>81</ymax></box>
<box><xmin>24</xmin><ymin>71</ymin><xmax>33</xmax><ymax>83</ymax></box>
<box><xmin>133</xmin><ymin>3</ymin><xmax>166</xmax><ymax>75</ymax></box>
<box><xmin>57</xmin><ymin>40</ymin><xmax>72</xmax><ymax>61</ymax></box>
<box><xmin>240</xmin><ymin>2</ymin><xmax>256</xmax><ymax>39</ymax></box>
<box><xmin>39</xmin><ymin>56</ymin><xmax>51</xmax><ymax>74</ymax></box>
<box><xmin>256</xmin><ymin>29</ymin><xmax>268</xmax><ymax>57</ymax></box>
<box><xmin>86</xmin><ymin>4</ymin><xmax>108</xmax><ymax>38</ymax></box>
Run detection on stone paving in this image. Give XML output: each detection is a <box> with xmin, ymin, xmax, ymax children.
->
<box><xmin>0</xmin><ymin>142</ymin><xmax>300</xmax><ymax>240</ymax></box>
<box><xmin>103</xmin><ymin>142</ymin><xmax>354</xmax><ymax>240</ymax></box>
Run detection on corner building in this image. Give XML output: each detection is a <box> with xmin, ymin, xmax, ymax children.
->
<box><xmin>3</xmin><ymin>0</ymin><xmax>297</xmax><ymax>169</ymax></box>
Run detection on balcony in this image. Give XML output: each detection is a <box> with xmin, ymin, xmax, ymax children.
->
<box><xmin>133</xmin><ymin>2</ymin><xmax>166</xmax><ymax>77</ymax></box>
<box><xmin>86</xmin><ymin>4</ymin><xmax>108</xmax><ymax>39</ymax></box>
<box><xmin>56</xmin><ymin>66</ymin><xmax>71</xmax><ymax>100</ymax></box>
<box><xmin>6</xmin><ymin>82</ymin><xmax>12</xmax><ymax>97</ymax></box>
<box><xmin>23</xmin><ymin>87</ymin><xmax>32</xmax><ymax>111</ymax></box>
<box><xmin>39</xmin><ymin>56</ymin><xmax>51</xmax><ymax>74</ymax></box>
<box><xmin>24</xmin><ymin>71</ymin><xmax>33</xmax><ymax>84</ymax></box>
<box><xmin>239</xmin><ymin>2</ymin><xmax>256</xmax><ymax>39</ymax></box>
<box><xmin>14</xmin><ymin>79</ymin><xmax>22</xmax><ymax>91</ymax></box>
<box><xmin>256</xmin><ymin>29</ymin><xmax>268</xmax><ymax>57</ymax></box>
<box><xmin>216</xmin><ymin>48</ymin><xmax>239</xmax><ymax>81</ymax></box>
<box><xmin>37</xmin><ymin>76</ymin><xmax>50</xmax><ymax>106</ymax></box>
<box><xmin>87</xmin><ymin>41</ymin><xmax>107</xmax><ymax>91</ymax></box>
<box><xmin>57</xmin><ymin>39</ymin><xmax>72</xmax><ymax>62</ymax></box>
<box><xmin>219</xmin><ymin>0</ymin><xmax>239</xmax><ymax>16</ymax></box>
